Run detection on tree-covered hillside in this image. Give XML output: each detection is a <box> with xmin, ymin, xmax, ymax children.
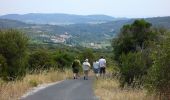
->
<box><xmin>0</xmin><ymin>16</ymin><xmax>170</xmax><ymax>47</ymax></box>
<box><xmin>0</xmin><ymin>13</ymin><xmax>116</xmax><ymax>25</ymax></box>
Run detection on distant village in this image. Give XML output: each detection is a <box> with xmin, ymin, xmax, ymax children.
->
<box><xmin>40</xmin><ymin>32</ymin><xmax>71</xmax><ymax>43</ymax></box>
<box><xmin>39</xmin><ymin>32</ymin><xmax>110</xmax><ymax>49</ymax></box>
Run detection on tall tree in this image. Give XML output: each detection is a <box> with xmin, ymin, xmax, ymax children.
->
<box><xmin>112</xmin><ymin>19</ymin><xmax>156</xmax><ymax>87</ymax></box>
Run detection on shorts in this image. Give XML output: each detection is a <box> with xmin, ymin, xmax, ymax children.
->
<box><xmin>84</xmin><ymin>70</ymin><xmax>89</xmax><ymax>75</ymax></box>
<box><xmin>73</xmin><ymin>69</ymin><xmax>79</xmax><ymax>73</ymax></box>
<box><xmin>100</xmin><ymin>67</ymin><xmax>106</xmax><ymax>74</ymax></box>
<box><xmin>93</xmin><ymin>68</ymin><xmax>99</xmax><ymax>74</ymax></box>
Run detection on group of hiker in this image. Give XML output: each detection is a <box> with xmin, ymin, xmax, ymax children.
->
<box><xmin>72</xmin><ymin>56</ymin><xmax>106</xmax><ymax>80</ymax></box>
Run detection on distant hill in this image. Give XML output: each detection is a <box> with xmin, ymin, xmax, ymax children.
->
<box><xmin>0</xmin><ymin>16</ymin><xmax>170</xmax><ymax>46</ymax></box>
<box><xmin>0</xmin><ymin>13</ymin><xmax>117</xmax><ymax>25</ymax></box>
<box><xmin>145</xmin><ymin>16</ymin><xmax>170</xmax><ymax>29</ymax></box>
<box><xmin>0</xmin><ymin>19</ymin><xmax>30</xmax><ymax>28</ymax></box>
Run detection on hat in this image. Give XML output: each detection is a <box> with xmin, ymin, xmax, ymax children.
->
<box><xmin>85</xmin><ymin>59</ymin><xmax>88</xmax><ymax>62</ymax></box>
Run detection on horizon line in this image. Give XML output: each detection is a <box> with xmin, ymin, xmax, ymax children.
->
<box><xmin>0</xmin><ymin>12</ymin><xmax>170</xmax><ymax>19</ymax></box>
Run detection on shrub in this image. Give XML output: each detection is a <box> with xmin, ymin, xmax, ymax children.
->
<box><xmin>29</xmin><ymin>79</ymin><xmax>38</xmax><ymax>87</ymax></box>
<box><xmin>112</xmin><ymin>20</ymin><xmax>158</xmax><ymax>88</ymax></box>
<box><xmin>145</xmin><ymin>31</ymin><xmax>170</xmax><ymax>96</ymax></box>
<box><xmin>28</xmin><ymin>50</ymin><xmax>54</xmax><ymax>71</ymax></box>
<box><xmin>0</xmin><ymin>55</ymin><xmax>7</xmax><ymax>80</ymax></box>
<box><xmin>0</xmin><ymin>29</ymin><xmax>28</xmax><ymax>80</ymax></box>
<box><xmin>53</xmin><ymin>50</ymin><xmax>73</xmax><ymax>70</ymax></box>
<box><xmin>119</xmin><ymin>52</ymin><xmax>148</xmax><ymax>87</ymax></box>
<box><xmin>80</xmin><ymin>48</ymin><xmax>95</xmax><ymax>65</ymax></box>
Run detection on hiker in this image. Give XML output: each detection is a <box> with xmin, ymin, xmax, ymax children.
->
<box><xmin>72</xmin><ymin>57</ymin><xmax>81</xmax><ymax>79</ymax></box>
<box><xmin>99</xmin><ymin>56</ymin><xmax>106</xmax><ymax>78</ymax></box>
<box><xmin>82</xmin><ymin>59</ymin><xmax>91</xmax><ymax>80</ymax></box>
<box><xmin>93</xmin><ymin>60</ymin><xmax>100</xmax><ymax>78</ymax></box>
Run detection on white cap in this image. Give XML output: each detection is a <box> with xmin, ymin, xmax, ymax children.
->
<box><xmin>85</xmin><ymin>59</ymin><xmax>88</xmax><ymax>62</ymax></box>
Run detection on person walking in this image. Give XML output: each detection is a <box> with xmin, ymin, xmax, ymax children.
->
<box><xmin>72</xmin><ymin>57</ymin><xmax>81</xmax><ymax>79</ymax></box>
<box><xmin>99</xmin><ymin>56</ymin><xmax>106</xmax><ymax>78</ymax></box>
<box><xmin>93</xmin><ymin>60</ymin><xmax>100</xmax><ymax>79</ymax></box>
<box><xmin>82</xmin><ymin>59</ymin><xmax>91</xmax><ymax>80</ymax></box>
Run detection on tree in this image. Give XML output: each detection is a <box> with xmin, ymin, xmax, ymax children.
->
<box><xmin>112</xmin><ymin>19</ymin><xmax>154</xmax><ymax>61</ymax></box>
<box><xmin>0</xmin><ymin>29</ymin><xmax>28</xmax><ymax>80</ymax></box>
<box><xmin>53</xmin><ymin>50</ymin><xmax>73</xmax><ymax>70</ymax></box>
<box><xmin>80</xmin><ymin>48</ymin><xmax>95</xmax><ymax>65</ymax></box>
<box><xmin>146</xmin><ymin>30</ymin><xmax>170</xmax><ymax>97</ymax></box>
<box><xmin>112</xmin><ymin>20</ymin><xmax>155</xmax><ymax>87</ymax></box>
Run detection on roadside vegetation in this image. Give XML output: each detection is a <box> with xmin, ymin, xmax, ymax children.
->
<box><xmin>94</xmin><ymin>78</ymin><xmax>157</xmax><ymax>100</ymax></box>
<box><xmin>111</xmin><ymin>19</ymin><xmax>170</xmax><ymax>99</ymax></box>
<box><xmin>94</xmin><ymin>19</ymin><xmax>169</xmax><ymax>100</ymax></box>
<box><xmin>0</xmin><ymin>29</ymin><xmax>104</xmax><ymax>100</ymax></box>
<box><xmin>0</xmin><ymin>19</ymin><xmax>169</xmax><ymax>100</ymax></box>
<box><xmin>0</xmin><ymin>69</ymin><xmax>72</xmax><ymax>100</ymax></box>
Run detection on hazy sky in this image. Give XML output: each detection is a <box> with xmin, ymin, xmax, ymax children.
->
<box><xmin>0</xmin><ymin>0</ymin><xmax>170</xmax><ymax>18</ymax></box>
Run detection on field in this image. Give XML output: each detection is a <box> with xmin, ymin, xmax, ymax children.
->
<box><xmin>94</xmin><ymin>78</ymin><xmax>158</xmax><ymax>100</ymax></box>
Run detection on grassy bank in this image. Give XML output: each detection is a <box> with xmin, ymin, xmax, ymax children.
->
<box><xmin>0</xmin><ymin>69</ymin><xmax>72</xmax><ymax>100</ymax></box>
<box><xmin>94</xmin><ymin>78</ymin><xmax>157</xmax><ymax>100</ymax></box>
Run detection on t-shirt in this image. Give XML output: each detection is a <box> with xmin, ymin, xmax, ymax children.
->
<box><xmin>82</xmin><ymin>62</ymin><xmax>91</xmax><ymax>71</ymax></box>
<box><xmin>93</xmin><ymin>61</ymin><xmax>99</xmax><ymax>69</ymax></box>
<box><xmin>72</xmin><ymin>59</ymin><xmax>81</xmax><ymax>69</ymax></box>
<box><xmin>99</xmin><ymin>58</ymin><xmax>106</xmax><ymax>68</ymax></box>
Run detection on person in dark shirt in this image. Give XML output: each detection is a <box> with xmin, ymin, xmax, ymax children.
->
<box><xmin>72</xmin><ymin>57</ymin><xmax>81</xmax><ymax>79</ymax></box>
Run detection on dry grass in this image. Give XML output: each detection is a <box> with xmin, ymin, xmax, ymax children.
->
<box><xmin>94</xmin><ymin>78</ymin><xmax>157</xmax><ymax>100</ymax></box>
<box><xmin>0</xmin><ymin>69</ymin><xmax>72</xmax><ymax>100</ymax></box>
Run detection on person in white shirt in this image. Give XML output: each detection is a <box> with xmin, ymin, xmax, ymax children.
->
<box><xmin>82</xmin><ymin>59</ymin><xmax>91</xmax><ymax>80</ymax></box>
<box><xmin>99</xmin><ymin>56</ymin><xmax>106</xmax><ymax>77</ymax></box>
<box><xmin>93</xmin><ymin>60</ymin><xmax>99</xmax><ymax>78</ymax></box>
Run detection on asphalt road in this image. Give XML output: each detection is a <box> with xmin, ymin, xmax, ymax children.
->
<box><xmin>21</xmin><ymin>77</ymin><xmax>98</xmax><ymax>100</ymax></box>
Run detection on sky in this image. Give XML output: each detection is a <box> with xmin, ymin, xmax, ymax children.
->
<box><xmin>0</xmin><ymin>0</ymin><xmax>170</xmax><ymax>18</ymax></box>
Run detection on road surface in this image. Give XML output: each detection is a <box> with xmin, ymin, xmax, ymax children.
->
<box><xmin>21</xmin><ymin>77</ymin><xmax>98</xmax><ymax>100</ymax></box>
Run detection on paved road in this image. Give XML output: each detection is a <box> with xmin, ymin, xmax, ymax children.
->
<box><xmin>21</xmin><ymin>77</ymin><xmax>98</xmax><ymax>100</ymax></box>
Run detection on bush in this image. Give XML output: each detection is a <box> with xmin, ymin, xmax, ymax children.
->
<box><xmin>0</xmin><ymin>55</ymin><xmax>7</xmax><ymax>80</ymax></box>
<box><xmin>80</xmin><ymin>48</ymin><xmax>95</xmax><ymax>65</ymax></box>
<box><xmin>145</xmin><ymin>31</ymin><xmax>170</xmax><ymax>95</ymax></box>
<box><xmin>53</xmin><ymin>50</ymin><xmax>73</xmax><ymax>70</ymax></box>
<box><xmin>112</xmin><ymin>20</ymin><xmax>156</xmax><ymax>87</ymax></box>
<box><xmin>29</xmin><ymin>50</ymin><xmax>54</xmax><ymax>71</ymax></box>
<box><xmin>119</xmin><ymin>52</ymin><xmax>148</xmax><ymax>87</ymax></box>
<box><xmin>29</xmin><ymin>79</ymin><xmax>38</xmax><ymax>87</ymax></box>
<box><xmin>0</xmin><ymin>29</ymin><xmax>28</xmax><ymax>80</ymax></box>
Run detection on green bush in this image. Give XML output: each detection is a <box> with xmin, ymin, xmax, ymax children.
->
<box><xmin>80</xmin><ymin>48</ymin><xmax>95</xmax><ymax>65</ymax></box>
<box><xmin>0</xmin><ymin>29</ymin><xmax>28</xmax><ymax>80</ymax></box>
<box><xmin>53</xmin><ymin>50</ymin><xmax>73</xmax><ymax>70</ymax></box>
<box><xmin>0</xmin><ymin>55</ymin><xmax>7</xmax><ymax>80</ymax></box>
<box><xmin>28</xmin><ymin>50</ymin><xmax>54</xmax><ymax>71</ymax></box>
<box><xmin>112</xmin><ymin>20</ymin><xmax>156</xmax><ymax>87</ymax></box>
<box><xmin>29</xmin><ymin>79</ymin><xmax>38</xmax><ymax>87</ymax></box>
<box><xmin>119</xmin><ymin>52</ymin><xmax>148</xmax><ymax>87</ymax></box>
<box><xmin>145</xmin><ymin>31</ymin><xmax>170</xmax><ymax>95</ymax></box>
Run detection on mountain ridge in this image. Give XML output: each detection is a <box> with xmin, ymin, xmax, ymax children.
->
<box><xmin>0</xmin><ymin>16</ymin><xmax>170</xmax><ymax>47</ymax></box>
<box><xmin>0</xmin><ymin>13</ymin><xmax>118</xmax><ymax>25</ymax></box>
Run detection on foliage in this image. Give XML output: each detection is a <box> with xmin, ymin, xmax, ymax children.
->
<box><xmin>119</xmin><ymin>52</ymin><xmax>147</xmax><ymax>87</ymax></box>
<box><xmin>0</xmin><ymin>55</ymin><xmax>7</xmax><ymax>80</ymax></box>
<box><xmin>112</xmin><ymin>20</ymin><xmax>156</xmax><ymax>87</ymax></box>
<box><xmin>0</xmin><ymin>29</ymin><xmax>28</xmax><ymax>80</ymax></box>
<box><xmin>28</xmin><ymin>49</ymin><xmax>54</xmax><ymax>71</ymax></box>
<box><xmin>53</xmin><ymin>50</ymin><xmax>74</xmax><ymax>70</ymax></box>
<box><xmin>29</xmin><ymin>79</ymin><xmax>38</xmax><ymax>87</ymax></box>
<box><xmin>112</xmin><ymin>19</ymin><xmax>155</xmax><ymax>61</ymax></box>
<box><xmin>80</xmin><ymin>48</ymin><xmax>95</xmax><ymax>65</ymax></box>
<box><xmin>145</xmin><ymin>31</ymin><xmax>170</xmax><ymax>94</ymax></box>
